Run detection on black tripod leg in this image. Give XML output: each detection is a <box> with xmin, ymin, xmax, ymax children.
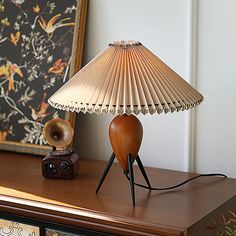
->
<box><xmin>128</xmin><ymin>154</ymin><xmax>135</xmax><ymax>206</ymax></box>
<box><xmin>136</xmin><ymin>155</ymin><xmax>152</xmax><ymax>189</ymax></box>
<box><xmin>96</xmin><ymin>152</ymin><xmax>115</xmax><ymax>194</ymax></box>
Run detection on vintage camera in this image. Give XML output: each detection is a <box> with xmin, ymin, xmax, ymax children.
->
<box><xmin>42</xmin><ymin>118</ymin><xmax>79</xmax><ymax>179</ymax></box>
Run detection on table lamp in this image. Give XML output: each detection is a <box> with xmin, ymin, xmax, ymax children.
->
<box><xmin>48</xmin><ymin>41</ymin><xmax>203</xmax><ymax>206</ymax></box>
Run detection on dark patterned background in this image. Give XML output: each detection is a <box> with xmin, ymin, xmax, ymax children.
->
<box><xmin>0</xmin><ymin>0</ymin><xmax>79</xmax><ymax>145</ymax></box>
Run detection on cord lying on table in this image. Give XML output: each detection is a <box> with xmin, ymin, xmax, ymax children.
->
<box><xmin>125</xmin><ymin>173</ymin><xmax>227</xmax><ymax>191</ymax></box>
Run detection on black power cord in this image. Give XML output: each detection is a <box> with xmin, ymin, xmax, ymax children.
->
<box><xmin>125</xmin><ymin>173</ymin><xmax>227</xmax><ymax>191</ymax></box>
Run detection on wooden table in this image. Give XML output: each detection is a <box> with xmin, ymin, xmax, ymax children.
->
<box><xmin>0</xmin><ymin>151</ymin><xmax>235</xmax><ymax>236</ymax></box>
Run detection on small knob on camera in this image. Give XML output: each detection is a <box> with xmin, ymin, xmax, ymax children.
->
<box><xmin>60</xmin><ymin>161</ymin><xmax>70</xmax><ymax>171</ymax></box>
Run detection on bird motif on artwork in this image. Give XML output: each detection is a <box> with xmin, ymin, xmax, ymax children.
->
<box><xmin>0</xmin><ymin>62</ymin><xmax>23</xmax><ymax>91</ymax></box>
<box><xmin>38</xmin><ymin>14</ymin><xmax>75</xmax><ymax>36</ymax></box>
<box><xmin>48</xmin><ymin>59</ymin><xmax>67</xmax><ymax>75</ymax></box>
<box><xmin>29</xmin><ymin>93</ymin><xmax>52</xmax><ymax>122</ymax></box>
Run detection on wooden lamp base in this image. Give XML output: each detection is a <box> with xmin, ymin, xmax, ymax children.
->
<box><xmin>95</xmin><ymin>114</ymin><xmax>151</xmax><ymax>206</ymax></box>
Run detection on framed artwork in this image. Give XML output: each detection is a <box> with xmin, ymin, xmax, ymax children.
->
<box><xmin>0</xmin><ymin>0</ymin><xmax>87</xmax><ymax>155</ymax></box>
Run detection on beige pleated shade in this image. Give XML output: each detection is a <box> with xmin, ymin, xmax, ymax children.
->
<box><xmin>49</xmin><ymin>41</ymin><xmax>203</xmax><ymax>115</ymax></box>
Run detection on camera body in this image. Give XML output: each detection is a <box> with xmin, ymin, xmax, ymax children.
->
<box><xmin>42</xmin><ymin>150</ymin><xmax>79</xmax><ymax>179</ymax></box>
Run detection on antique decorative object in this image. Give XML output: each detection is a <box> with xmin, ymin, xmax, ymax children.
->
<box><xmin>42</xmin><ymin>118</ymin><xmax>79</xmax><ymax>179</ymax></box>
<box><xmin>48</xmin><ymin>40</ymin><xmax>203</xmax><ymax>205</ymax></box>
<box><xmin>0</xmin><ymin>0</ymin><xmax>87</xmax><ymax>155</ymax></box>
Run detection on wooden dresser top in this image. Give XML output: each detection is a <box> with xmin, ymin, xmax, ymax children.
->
<box><xmin>0</xmin><ymin>151</ymin><xmax>235</xmax><ymax>236</ymax></box>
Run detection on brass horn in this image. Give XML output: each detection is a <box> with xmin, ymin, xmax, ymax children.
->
<box><xmin>43</xmin><ymin>118</ymin><xmax>74</xmax><ymax>149</ymax></box>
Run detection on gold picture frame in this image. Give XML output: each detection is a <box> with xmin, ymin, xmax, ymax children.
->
<box><xmin>0</xmin><ymin>0</ymin><xmax>87</xmax><ymax>155</ymax></box>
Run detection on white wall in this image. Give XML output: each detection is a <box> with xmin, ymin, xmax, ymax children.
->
<box><xmin>75</xmin><ymin>0</ymin><xmax>236</xmax><ymax>177</ymax></box>
<box><xmin>75</xmin><ymin>0</ymin><xmax>191</xmax><ymax>171</ymax></box>
<box><xmin>196</xmin><ymin>0</ymin><xmax>236</xmax><ymax>177</ymax></box>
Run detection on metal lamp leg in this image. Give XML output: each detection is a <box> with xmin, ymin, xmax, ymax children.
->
<box><xmin>96</xmin><ymin>152</ymin><xmax>115</xmax><ymax>194</ymax></box>
<box><xmin>96</xmin><ymin>152</ymin><xmax>150</xmax><ymax>207</ymax></box>
<box><xmin>136</xmin><ymin>155</ymin><xmax>152</xmax><ymax>189</ymax></box>
<box><xmin>127</xmin><ymin>154</ymin><xmax>135</xmax><ymax>206</ymax></box>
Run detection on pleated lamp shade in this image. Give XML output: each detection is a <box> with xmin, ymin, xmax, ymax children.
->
<box><xmin>48</xmin><ymin>41</ymin><xmax>203</xmax><ymax>115</ymax></box>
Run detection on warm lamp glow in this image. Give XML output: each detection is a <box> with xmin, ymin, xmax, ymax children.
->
<box><xmin>48</xmin><ymin>41</ymin><xmax>203</xmax><ymax>115</ymax></box>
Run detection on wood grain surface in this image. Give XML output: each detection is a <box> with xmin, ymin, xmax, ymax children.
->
<box><xmin>0</xmin><ymin>151</ymin><xmax>235</xmax><ymax>236</ymax></box>
<box><xmin>109</xmin><ymin>114</ymin><xmax>143</xmax><ymax>170</ymax></box>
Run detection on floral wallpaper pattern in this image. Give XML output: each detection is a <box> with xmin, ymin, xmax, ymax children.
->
<box><xmin>0</xmin><ymin>0</ymin><xmax>79</xmax><ymax>146</ymax></box>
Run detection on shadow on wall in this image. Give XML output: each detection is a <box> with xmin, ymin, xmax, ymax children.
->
<box><xmin>74</xmin><ymin>113</ymin><xmax>113</xmax><ymax>160</ymax></box>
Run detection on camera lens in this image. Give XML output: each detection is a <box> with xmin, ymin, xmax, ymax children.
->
<box><xmin>60</xmin><ymin>161</ymin><xmax>70</xmax><ymax>171</ymax></box>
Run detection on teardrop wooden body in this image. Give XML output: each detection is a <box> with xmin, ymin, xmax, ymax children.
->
<box><xmin>109</xmin><ymin>114</ymin><xmax>143</xmax><ymax>170</ymax></box>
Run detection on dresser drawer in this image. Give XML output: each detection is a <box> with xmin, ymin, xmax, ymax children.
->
<box><xmin>0</xmin><ymin>213</ymin><xmax>113</xmax><ymax>236</ymax></box>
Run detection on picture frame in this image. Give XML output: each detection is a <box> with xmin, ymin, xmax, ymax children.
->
<box><xmin>0</xmin><ymin>0</ymin><xmax>87</xmax><ymax>155</ymax></box>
